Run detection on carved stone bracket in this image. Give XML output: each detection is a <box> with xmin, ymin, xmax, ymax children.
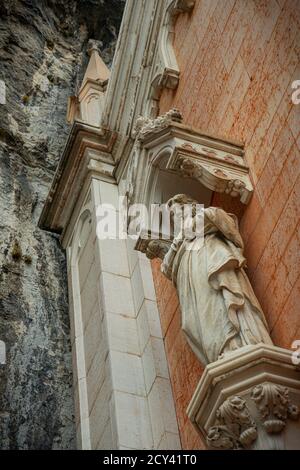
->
<box><xmin>187</xmin><ymin>344</ymin><xmax>300</xmax><ymax>450</ymax></box>
<box><xmin>150</xmin><ymin>0</ymin><xmax>195</xmax><ymax>101</ymax></box>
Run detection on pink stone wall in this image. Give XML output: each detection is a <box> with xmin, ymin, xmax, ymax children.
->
<box><xmin>153</xmin><ymin>0</ymin><xmax>300</xmax><ymax>449</ymax></box>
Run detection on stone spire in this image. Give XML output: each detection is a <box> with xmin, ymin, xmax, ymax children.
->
<box><xmin>81</xmin><ymin>42</ymin><xmax>110</xmax><ymax>87</ymax></box>
<box><xmin>67</xmin><ymin>41</ymin><xmax>110</xmax><ymax>127</ymax></box>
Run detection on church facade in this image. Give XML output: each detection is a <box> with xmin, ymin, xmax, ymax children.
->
<box><xmin>39</xmin><ymin>0</ymin><xmax>300</xmax><ymax>450</ymax></box>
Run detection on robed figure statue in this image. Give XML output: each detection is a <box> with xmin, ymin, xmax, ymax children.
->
<box><xmin>159</xmin><ymin>194</ymin><xmax>273</xmax><ymax>365</ymax></box>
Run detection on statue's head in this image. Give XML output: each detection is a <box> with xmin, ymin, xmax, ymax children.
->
<box><xmin>166</xmin><ymin>194</ymin><xmax>200</xmax><ymax>218</ymax></box>
<box><xmin>165</xmin><ymin>194</ymin><xmax>204</xmax><ymax>241</ymax></box>
<box><xmin>166</xmin><ymin>193</ymin><xmax>199</xmax><ymax>208</ymax></box>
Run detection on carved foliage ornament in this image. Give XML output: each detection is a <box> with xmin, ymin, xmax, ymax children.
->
<box><xmin>207</xmin><ymin>385</ymin><xmax>299</xmax><ymax>449</ymax></box>
<box><xmin>207</xmin><ymin>396</ymin><xmax>257</xmax><ymax>450</ymax></box>
<box><xmin>133</xmin><ymin>108</ymin><xmax>182</xmax><ymax>140</ymax></box>
<box><xmin>251</xmin><ymin>383</ymin><xmax>299</xmax><ymax>434</ymax></box>
<box><xmin>178</xmin><ymin>157</ymin><xmax>248</xmax><ymax>201</ymax></box>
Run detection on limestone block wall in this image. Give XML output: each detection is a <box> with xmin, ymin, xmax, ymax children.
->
<box><xmin>154</xmin><ymin>0</ymin><xmax>300</xmax><ymax>449</ymax></box>
<box><xmin>67</xmin><ymin>178</ymin><xmax>180</xmax><ymax>449</ymax></box>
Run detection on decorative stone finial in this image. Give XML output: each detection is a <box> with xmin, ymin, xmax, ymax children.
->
<box><xmin>87</xmin><ymin>39</ymin><xmax>102</xmax><ymax>57</ymax></box>
<box><xmin>133</xmin><ymin>108</ymin><xmax>183</xmax><ymax>140</ymax></box>
<box><xmin>81</xmin><ymin>39</ymin><xmax>110</xmax><ymax>86</ymax></box>
<box><xmin>67</xmin><ymin>39</ymin><xmax>110</xmax><ymax>126</ymax></box>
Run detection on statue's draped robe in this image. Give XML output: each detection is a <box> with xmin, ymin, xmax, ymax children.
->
<box><xmin>168</xmin><ymin>207</ymin><xmax>272</xmax><ymax>365</ymax></box>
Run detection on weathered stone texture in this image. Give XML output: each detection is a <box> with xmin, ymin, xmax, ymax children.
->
<box><xmin>0</xmin><ymin>0</ymin><xmax>124</xmax><ymax>450</ymax></box>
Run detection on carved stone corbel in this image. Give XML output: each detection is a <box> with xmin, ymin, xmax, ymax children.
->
<box><xmin>149</xmin><ymin>0</ymin><xmax>195</xmax><ymax>101</ymax></box>
<box><xmin>136</xmin><ymin>239</ymin><xmax>171</xmax><ymax>261</ymax></box>
<box><xmin>187</xmin><ymin>344</ymin><xmax>300</xmax><ymax>450</ymax></box>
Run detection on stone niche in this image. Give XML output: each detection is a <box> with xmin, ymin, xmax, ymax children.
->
<box><xmin>131</xmin><ymin>108</ymin><xmax>253</xmax><ymax>252</ymax></box>
<box><xmin>127</xmin><ymin>108</ymin><xmax>253</xmax><ymax>226</ymax></box>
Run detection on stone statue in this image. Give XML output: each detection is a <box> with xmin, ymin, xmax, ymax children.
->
<box><xmin>156</xmin><ymin>194</ymin><xmax>273</xmax><ymax>365</ymax></box>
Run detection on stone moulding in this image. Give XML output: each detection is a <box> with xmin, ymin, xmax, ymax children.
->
<box><xmin>100</xmin><ymin>0</ymin><xmax>195</xmax><ymax>147</ymax></box>
<box><xmin>38</xmin><ymin>120</ymin><xmax>116</xmax><ymax>236</ymax></box>
<box><xmin>187</xmin><ymin>344</ymin><xmax>300</xmax><ymax>450</ymax></box>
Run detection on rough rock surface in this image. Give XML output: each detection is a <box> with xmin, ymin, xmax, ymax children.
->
<box><xmin>0</xmin><ymin>0</ymin><xmax>124</xmax><ymax>450</ymax></box>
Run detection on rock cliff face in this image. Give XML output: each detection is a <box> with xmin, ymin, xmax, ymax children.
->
<box><xmin>0</xmin><ymin>0</ymin><xmax>124</xmax><ymax>449</ymax></box>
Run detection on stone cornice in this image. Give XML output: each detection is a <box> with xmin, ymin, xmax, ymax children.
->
<box><xmin>38</xmin><ymin>120</ymin><xmax>116</xmax><ymax>234</ymax></box>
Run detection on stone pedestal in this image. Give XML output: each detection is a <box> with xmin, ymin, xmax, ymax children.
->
<box><xmin>187</xmin><ymin>344</ymin><xmax>300</xmax><ymax>450</ymax></box>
